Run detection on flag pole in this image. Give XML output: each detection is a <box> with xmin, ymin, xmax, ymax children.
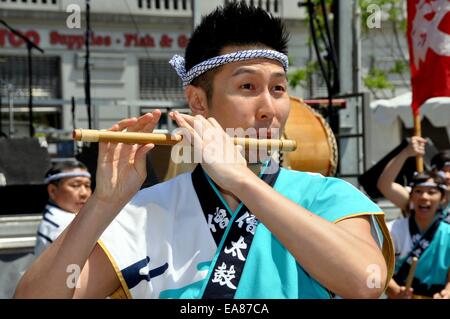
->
<box><xmin>413</xmin><ymin>110</ymin><xmax>424</xmax><ymax>173</ymax></box>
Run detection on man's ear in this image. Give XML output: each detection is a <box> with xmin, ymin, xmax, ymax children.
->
<box><xmin>47</xmin><ymin>184</ymin><xmax>58</xmax><ymax>202</ymax></box>
<box><xmin>185</xmin><ymin>85</ymin><xmax>209</xmax><ymax>117</ymax></box>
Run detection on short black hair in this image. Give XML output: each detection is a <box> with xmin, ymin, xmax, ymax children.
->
<box><xmin>431</xmin><ymin>150</ymin><xmax>450</xmax><ymax>171</ymax></box>
<box><xmin>45</xmin><ymin>159</ymin><xmax>88</xmax><ymax>185</ymax></box>
<box><xmin>185</xmin><ymin>1</ymin><xmax>289</xmax><ymax>100</ymax></box>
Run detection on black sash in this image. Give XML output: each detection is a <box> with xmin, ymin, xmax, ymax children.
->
<box><xmin>393</xmin><ymin>214</ymin><xmax>443</xmax><ymax>293</ymax></box>
<box><xmin>191</xmin><ymin>162</ymin><xmax>280</xmax><ymax>299</ymax></box>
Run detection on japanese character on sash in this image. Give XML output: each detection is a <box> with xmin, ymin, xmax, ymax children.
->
<box><xmin>224</xmin><ymin>236</ymin><xmax>248</xmax><ymax>261</ymax></box>
<box><xmin>214</xmin><ymin>207</ymin><xmax>229</xmax><ymax>229</ymax></box>
<box><xmin>211</xmin><ymin>262</ymin><xmax>237</xmax><ymax>290</ymax></box>
<box><xmin>235</xmin><ymin>211</ymin><xmax>259</xmax><ymax>235</ymax></box>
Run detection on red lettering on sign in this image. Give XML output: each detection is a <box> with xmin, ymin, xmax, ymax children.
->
<box><xmin>26</xmin><ymin>31</ymin><xmax>40</xmax><ymax>46</ymax></box>
<box><xmin>0</xmin><ymin>29</ymin><xmax>7</xmax><ymax>47</ymax></box>
<box><xmin>124</xmin><ymin>33</ymin><xmax>155</xmax><ymax>48</ymax></box>
<box><xmin>160</xmin><ymin>34</ymin><xmax>173</xmax><ymax>48</ymax></box>
<box><xmin>177</xmin><ymin>34</ymin><xmax>189</xmax><ymax>48</ymax></box>
<box><xmin>124</xmin><ymin>33</ymin><xmax>137</xmax><ymax>47</ymax></box>
<box><xmin>0</xmin><ymin>29</ymin><xmax>40</xmax><ymax>48</ymax></box>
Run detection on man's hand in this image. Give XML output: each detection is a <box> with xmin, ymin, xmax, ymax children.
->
<box><xmin>169</xmin><ymin>111</ymin><xmax>250</xmax><ymax>192</ymax></box>
<box><xmin>405</xmin><ymin>136</ymin><xmax>427</xmax><ymax>158</ymax></box>
<box><xmin>433</xmin><ymin>289</ymin><xmax>450</xmax><ymax>299</ymax></box>
<box><xmin>391</xmin><ymin>286</ymin><xmax>414</xmax><ymax>299</ymax></box>
<box><xmin>94</xmin><ymin>110</ymin><xmax>161</xmax><ymax>207</ymax></box>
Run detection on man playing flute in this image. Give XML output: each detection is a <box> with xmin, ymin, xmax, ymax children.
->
<box><xmin>15</xmin><ymin>2</ymin><xmax>393</xmax><ymax>299</ymax></box>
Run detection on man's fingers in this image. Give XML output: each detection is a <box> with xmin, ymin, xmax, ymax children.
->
<box><xmin>135</xmin><ymin>143</ymin><xmax>155</xmax><ymax>176</ymax></box>
<box><xmin>114</xmin><ymin>118</ymin><xmax>138</xmax><ymax>131</ymax></box>
<box><xmin>127</xmin><ymin>113</ymin><xmax>155</xmax><ymax>133</ymax></box>
<box><xmin>171</xmin><ymin>112</ymin><xmax>204</xmax><ymax>153</ymax></box>
<box><xmin>141</xmin><ymin>110</ymin><xmax>162</xmax><ymax>132</ymax></box>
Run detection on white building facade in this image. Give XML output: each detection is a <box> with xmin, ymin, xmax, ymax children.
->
<box><xmin>0</xmin><ymin>0</ymin><xmax>309</xmax><ymax>136</ymax></box>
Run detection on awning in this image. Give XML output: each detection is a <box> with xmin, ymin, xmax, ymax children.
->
<box><xmin>370</xmin><ymin>92</ymin><xmax>450</xmax><ymax>137</ymax></box>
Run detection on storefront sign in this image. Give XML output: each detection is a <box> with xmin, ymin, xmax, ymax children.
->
<box><xmin>0</xmin><ymin>28</ymin><xmax>189</xmax><ymax>51</ymax></box>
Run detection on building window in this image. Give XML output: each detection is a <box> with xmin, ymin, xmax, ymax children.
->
<box><xmin>139</xmin><ymin>58</ymin><xmax>184</xmax><ymax>101</ymax></box>
<box><xmin>0</xmin><ymin>55</ymin><xmax>61</xmax><ymax>100</ymax></box>
<box><xmin>0</xmin><ymin>55</ymin><xmax>62</xmax><ymax>134</ymax></box>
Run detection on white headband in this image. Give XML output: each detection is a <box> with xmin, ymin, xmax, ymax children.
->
<box><xmin>438</xmin><ymin>171</ymin><xmax>448</xmax><ymax>180</ymax></box>
<box><xmin>410</xmin><ymin>181</ymin><xmax>447</xmax><ymax>191</ymax></box>
<box><xmin>44</xmin><ymin>171</ymin><xmax>91</xmax><ymax>184</ymax></box>
<box><xmin>169</xmin><ymin>49</ymin><xmax>289</xmax><ymax>86</ymax></box>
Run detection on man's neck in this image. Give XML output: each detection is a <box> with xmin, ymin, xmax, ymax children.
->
<box><xmin>414</xmin><ymin>213</ymin><xmax>437</xmax><ymax>233</ymax></box>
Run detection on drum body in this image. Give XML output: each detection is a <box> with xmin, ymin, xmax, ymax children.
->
<box><xmin>282</xmin><ymin>96</ymin><xmax>338</xmax><ymax>176</ymax></box>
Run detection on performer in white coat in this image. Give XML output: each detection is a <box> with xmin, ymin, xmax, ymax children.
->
<box><xmin>34</xmin><ymin>160</ymin><xmax>91</xmax><ymax>256</ymax></box>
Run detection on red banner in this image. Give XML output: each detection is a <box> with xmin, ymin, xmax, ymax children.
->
<box><xmin>407</xmin><ymin>0</ymin><xmax>450</xmax><ymax>115</ymax></box>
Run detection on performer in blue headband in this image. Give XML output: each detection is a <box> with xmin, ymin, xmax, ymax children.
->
<box><xmin>34</xmin><ymin>160</ymin><xmax>92</xmax><ymax>256</ymax></box>
<box><xmin>431</xmin><ymin>150</ymin><xmax>450</xmax><ymax>219</ymax></box>
<box><xmin>16</xmin><ymin>2</ymin><xmax>393</xmax><ymax>299</ymax></box>
<box><xmin>385</xmin><ymin>172</ymin><xmax>450</xmax><ymax>299</ymax></box>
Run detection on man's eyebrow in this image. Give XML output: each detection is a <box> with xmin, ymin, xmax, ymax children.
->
<box><xmin>273</xmin><ymin>72</ymin><xmax>288</xmax><ymax>79</ymax></box>
<box><xmin>231</xmin><ymin>67</ymin><xmax>257</xmax><ymax>77</ymax></box>
<box><xmin>231</xmin><ymin>67</ymin><xmax>287</xmax><ymax>79</ymax></box>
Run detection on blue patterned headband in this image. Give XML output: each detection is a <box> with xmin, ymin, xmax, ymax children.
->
<box><xmin>169</xmin><ymin>49</ymin><xmax>289</xmax><ymax>86</ymax></box>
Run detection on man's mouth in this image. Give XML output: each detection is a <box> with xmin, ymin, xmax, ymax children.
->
<box><xmin>417</xmin><ymin>204</ymin><xmax>431</xmax><ymax>212</ymax></box>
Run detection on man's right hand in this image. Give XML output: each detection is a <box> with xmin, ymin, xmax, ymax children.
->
<box><xmin>94</xmin><ymin>110</ymin><xmax>161</xmax><ymax>208</ymax></box>
<box><xmin>390</xmin><ymin>286</ymin><xmax>414</xmax><ymax>299</ymax></box>
<box><xmin>405</xmin><ymin>136</ymin><xmax>427</xmax><ymax>158</ymax></box>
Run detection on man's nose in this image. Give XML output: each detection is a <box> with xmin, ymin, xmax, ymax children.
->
<box><xmin>420</xmin><ymin>191</ymin><xmax>431</xmax><ymax>200</ymax></box>
<box><xmin>256</xmin><ymin>89</ymin><xmax>276</xmax><ymax>121</ymax></box>
<box><xmin>79</xmin><ymin>185</ymin><xmax>90</xmax><ymax>197</ymax></box>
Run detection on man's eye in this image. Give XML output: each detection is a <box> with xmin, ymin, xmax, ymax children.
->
<box><xmin>273</xmin><ymin>85</ymin><xmax>286</xmax><ymax>92</ymax></box>
<box><xmin>240</xmin><ymin>83</ymin><xmax>253</xmax><ymax>90</ymax></box>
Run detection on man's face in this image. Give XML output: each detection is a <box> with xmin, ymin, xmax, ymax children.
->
<box><xmin>200</xmin><ymin>47</ymin><xmax>290</xmax><ymax>138</ymax></box>
<box><xmin>442</xmin><ymin>164</ymin><xmax>450</xmax><ymax>186</ymax></box>
<box><xmin>410</xmin><ymin>179</ymin><xmax>443</xmax><ymax>217</ymax></box>
<box><xmin>48</xmin><ymin>169</ymin><xmax>92</xmax><ymax>213</ymax></box>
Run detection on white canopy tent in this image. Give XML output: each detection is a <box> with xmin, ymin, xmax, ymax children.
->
<box><xmin>366</xmin><ymin>92</ymin><xmax>450</xmax><ymax>167</ymax></box>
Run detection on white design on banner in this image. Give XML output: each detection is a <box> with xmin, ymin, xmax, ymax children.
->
<box><xmin>211</xmin><ymin>262</ymin><xmax>237</xmax><ymax>290</ymax></box>
<box><xmin>224</xmin><ymin>236</ymin><xmax>248</xmax><ymax>261</ymax></box>
<box><xmin>412</xmin><ymin>0</ymin><xmax>450</xmax><ymax>69</ymax></box>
